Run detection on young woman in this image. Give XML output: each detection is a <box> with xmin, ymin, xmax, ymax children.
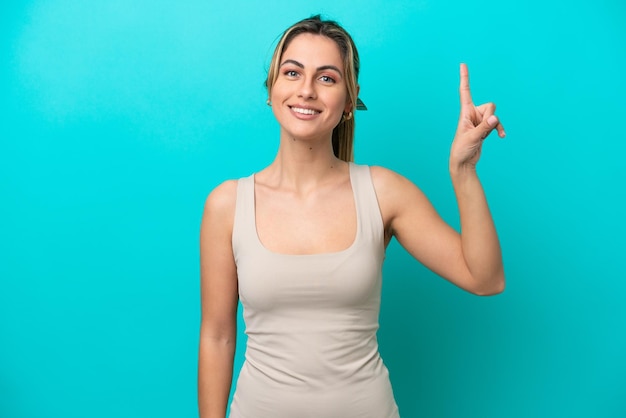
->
<box><xmin>198</xmin><ymin>15</ymin><xmax>505</xmax><ymax>418</ymax></box>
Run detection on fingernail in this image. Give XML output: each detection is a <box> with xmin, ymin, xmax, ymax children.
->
<box><xmin>487</xmin><ymin>115</ymin><xmax>498</xmax><ymax>126</ymax></box>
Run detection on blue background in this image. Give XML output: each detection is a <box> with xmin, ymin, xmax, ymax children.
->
<box><xmin>1</xmin><ymin>1</ymin><xmax>625</xmax><ymax>417</ymax></box>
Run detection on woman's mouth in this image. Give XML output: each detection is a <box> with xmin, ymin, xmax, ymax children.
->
<box><xmin>290</xmin><ymin>106</ymin><xmax>321</xmax><ymax>115</ymax></box>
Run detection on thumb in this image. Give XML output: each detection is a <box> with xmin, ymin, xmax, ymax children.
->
<box><xmin>478</xmin><ymin>114</ymin><xmax>499</xmax><ymax>139</ymax></box>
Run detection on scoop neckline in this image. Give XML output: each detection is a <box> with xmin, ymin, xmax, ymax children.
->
<box><xmin>251</xmin><ymin>162</ymin><xmax>361</xmax><ymax>258</ymax></box>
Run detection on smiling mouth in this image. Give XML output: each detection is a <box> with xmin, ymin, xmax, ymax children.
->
<box><xmin>290</xmin><ymin>106</ymin><xmax>320</xmax><ymax>115</ymax></box>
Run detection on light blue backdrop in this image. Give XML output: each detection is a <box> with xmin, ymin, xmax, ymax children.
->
<box><xmin>1</xmin><ymin>1</ymin><xmax>625</xmax><ymax>417</ymax></box>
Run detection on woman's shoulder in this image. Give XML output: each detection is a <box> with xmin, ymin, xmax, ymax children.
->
<box><xmin>202</xmin><ymin>179</ymin><xmax>239</xmax><ymax>220</ymax></box>
<box><xmin>367</xmin><ymin>165</ymin><xmax>415</xmax><ymax>191</ymax></box>
<box><xmin>367</xmin><ymin>164</ymin><xmax>426</xmax><ymax>207</ymax></box>
<box><xmin>365</xmin><ymin>165</ymin><xmax>432</xmax><ymax>229</ymax></box>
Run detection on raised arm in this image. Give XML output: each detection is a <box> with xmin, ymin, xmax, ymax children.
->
<box><xmin>448</xmin><ymin>63</ymin><xmax>505</xmax><ymax>293</ymax></box>
<box><xmin>374</xmin><ymin>64</ymin><xmax>505</xmax><ymax>295</ymax></box>
<box><xmin>198</xmin><ymin>180</ymin><xmax>239</xmax><ymax>417</ymax></box>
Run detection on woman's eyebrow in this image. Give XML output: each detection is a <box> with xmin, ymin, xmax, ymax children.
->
<box><xmin>280</xmin><ymin>59</ymin><xmax>304</xmax><ymax>69</ymax></box>
<box><xmin>317</xmin><ymin>65</ymin><xmax>342</xmax><ymax>75</ymax></box>
<box><xmin>280</xmin><ymin>59</ymin><xmax>342</xmax><ymax>75</ymax></box>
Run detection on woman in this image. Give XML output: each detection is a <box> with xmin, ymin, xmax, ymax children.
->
<box><xmin>198</xmin><ymin>15</ymin><xmax>505</xmax><ymax>418</ymax></box>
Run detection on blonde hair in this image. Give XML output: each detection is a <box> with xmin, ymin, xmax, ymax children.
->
<box><xmin>265</xmin><ymin>15</ymin><xmax>360</xmax><ymax>162</ymax></box>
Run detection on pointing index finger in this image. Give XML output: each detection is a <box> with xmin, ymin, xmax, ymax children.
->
<box><xmin>459</xmin><ymin>63</ymin><xmax>473</xmax><ymax>107</ymax></box>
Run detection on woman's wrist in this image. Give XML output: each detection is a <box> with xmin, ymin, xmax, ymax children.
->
<box><xmin>449</xmin><ymin>161</ymin><xmax>479</xmax><ymax>181</ymax></box>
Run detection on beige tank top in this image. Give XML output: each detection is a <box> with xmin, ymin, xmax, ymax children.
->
<box><xmin>229</xmin><ymin>163</ymin><xmax>400</xmax><ymax>418</ymax></box>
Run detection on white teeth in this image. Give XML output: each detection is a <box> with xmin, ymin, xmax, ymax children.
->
<box><xmin>291</xmin><ymin>107</ymin><xmax>318</xmax><ymax>115</ymax></box>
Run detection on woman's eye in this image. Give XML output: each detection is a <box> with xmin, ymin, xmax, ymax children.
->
<box><xmin>284</xmin><ymin>70</ymin><xmax>298</xmax><ymax>77</ymax></box>
<box><xmin>320</xmin><ymin>75</ymin><xmax>335</xmax><ymax>83</ymax></box>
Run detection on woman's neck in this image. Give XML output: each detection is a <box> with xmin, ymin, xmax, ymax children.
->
<box><xmin>261</xmin><ymin>131</ymin><xmax>348</xmax><ymax>193</ymax></box>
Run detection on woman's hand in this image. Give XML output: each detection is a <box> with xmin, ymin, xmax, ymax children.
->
<box><xmin>450</xmin><ymin>63</ymin><xmax>505</xmax><ymax>171</ymax></box>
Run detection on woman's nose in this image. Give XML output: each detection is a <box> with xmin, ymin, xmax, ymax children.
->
<box><xmin>298</xmin><ymin>77</ymin><xmax>316</xmax><ymax>99</ymax></box>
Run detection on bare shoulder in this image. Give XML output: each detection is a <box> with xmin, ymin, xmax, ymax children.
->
<box><xmin>201</xmin><ymin>179</ymin><xmax>239</xmax><ymax>240</ymax></box>
<box><xmin>203</xmin><ymin>180</ymin><xmax>238</xmax><ymax>218</ymax></box>
<box><xmin>368</xmin><ymin>165</ymin><xmax>435</xmax><ymax>232</ymax></box>
<box><xmin>369</xmin><ymin>165</ymin><xmax>425</xmax><ymax>201</ymax></box>
<box><xmin>369</xmin><ymin>165</ymin><xmax>410</xmax><ymax>187</ymax></box>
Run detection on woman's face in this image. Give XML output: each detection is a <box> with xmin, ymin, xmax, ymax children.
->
<box><xmin>270</xmin><ymin>33</ymin><xmax>351</xmax><ymax>141</ymax></box>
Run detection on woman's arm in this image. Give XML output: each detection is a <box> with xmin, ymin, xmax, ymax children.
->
<box><xmin>447</xmin><ymin>63</ymin><xmax>505</xmax><ymax>293</ymax></box>
<box><xmin>198</xmin><ymin>180</ymin><xmax>239</xmax><ymax>418</ymax></box>
<box><xmin>373</xmin><ymin>64</ymin><xmax>505</xmax><ymax>295</ymax></box>
<box><xmin>447</xmin><ymin>166</ymin><xmax>504</xmax><ymax>295</ymax></box>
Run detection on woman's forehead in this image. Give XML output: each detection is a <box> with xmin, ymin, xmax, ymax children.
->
<box><xmin>281</xmin><ymin>34</ymin><xmax>344</xmax><ymax>69</ymax></box>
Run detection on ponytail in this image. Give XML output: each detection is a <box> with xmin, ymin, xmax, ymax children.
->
<box><xmin>332</xmin><ymin>115</ymin><xmax>355</xmax><ymax>162</ymax></box>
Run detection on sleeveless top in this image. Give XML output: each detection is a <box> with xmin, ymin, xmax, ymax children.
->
<box><xmin>229</xmin><ymin>163</ymin><xmax>400</xmax><ymax>418</ymax></box>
